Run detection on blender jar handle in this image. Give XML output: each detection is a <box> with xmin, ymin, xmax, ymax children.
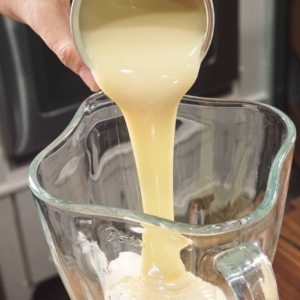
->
<box><xmin>215</xmin><ymin>240</ymin><xmax>279</xmax><ymax>300</ymax></box>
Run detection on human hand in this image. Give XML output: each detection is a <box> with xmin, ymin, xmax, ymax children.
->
<box><xmin>0</xmin><ymin>0</ymin><xmax>99</xmax><ymax>92</ymax></box>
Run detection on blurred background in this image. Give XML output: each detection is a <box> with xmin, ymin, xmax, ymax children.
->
<box><xmin>0</xmin><ymin>0</ymin><xmax>299</xmax><ymax>299</ymax></box>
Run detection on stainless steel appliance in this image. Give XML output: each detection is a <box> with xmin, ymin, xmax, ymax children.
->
<box><xmin>0</xmin><ymin>16</ymin><xmax>92</xmax><ymax>161</ymax></box>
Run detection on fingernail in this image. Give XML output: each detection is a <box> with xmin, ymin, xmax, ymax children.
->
<box><xmin>79</xmin><ymin>66</ymin><xmax>100</xmax><ymax>92</ymax></box>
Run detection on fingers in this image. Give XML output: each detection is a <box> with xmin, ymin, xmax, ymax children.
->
<box><xmin>22</xmin><ymin>0</ymin><xmax>99</xmax><ymax>92</ymax></box>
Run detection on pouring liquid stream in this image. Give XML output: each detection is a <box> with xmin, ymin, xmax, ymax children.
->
<box><xmin>80</xmin><ymin>0</ymin><xmax>224</xmax><ymax>298</ymax></box>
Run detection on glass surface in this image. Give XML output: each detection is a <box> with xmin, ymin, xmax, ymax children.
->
<box><xmin>29</xmin><ymin>93</ymin><xmax>295</xmax><ymax>299</ymax></box>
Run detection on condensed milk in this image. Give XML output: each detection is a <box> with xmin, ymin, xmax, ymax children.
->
<box><xmin>79</xmin><ymin>0</ymin><xmax>224</xmax><ymax>298</ymax></box>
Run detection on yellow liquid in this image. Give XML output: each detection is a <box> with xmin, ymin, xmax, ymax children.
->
<box><xmin>80</xmin><ymin>0</ymin><xmax>224</xmax><ymax>298</ymax></box>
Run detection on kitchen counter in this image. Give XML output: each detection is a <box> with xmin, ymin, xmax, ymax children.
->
<box><xmin>274</xmin><ymin>196</ymin><xmax>300</xmax><ymax>299</ymax></box>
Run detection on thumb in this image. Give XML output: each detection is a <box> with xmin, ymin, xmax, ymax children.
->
<box><xmin>24</xmin><ymin>1</ymin><xmax>99</xmax><ymax>92</ymax></box>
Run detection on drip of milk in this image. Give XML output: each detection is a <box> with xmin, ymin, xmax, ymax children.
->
<box><xmin>79</xmin><ymin>0</ymin><xmax>226</xmax><ymax>298</ymax></box>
